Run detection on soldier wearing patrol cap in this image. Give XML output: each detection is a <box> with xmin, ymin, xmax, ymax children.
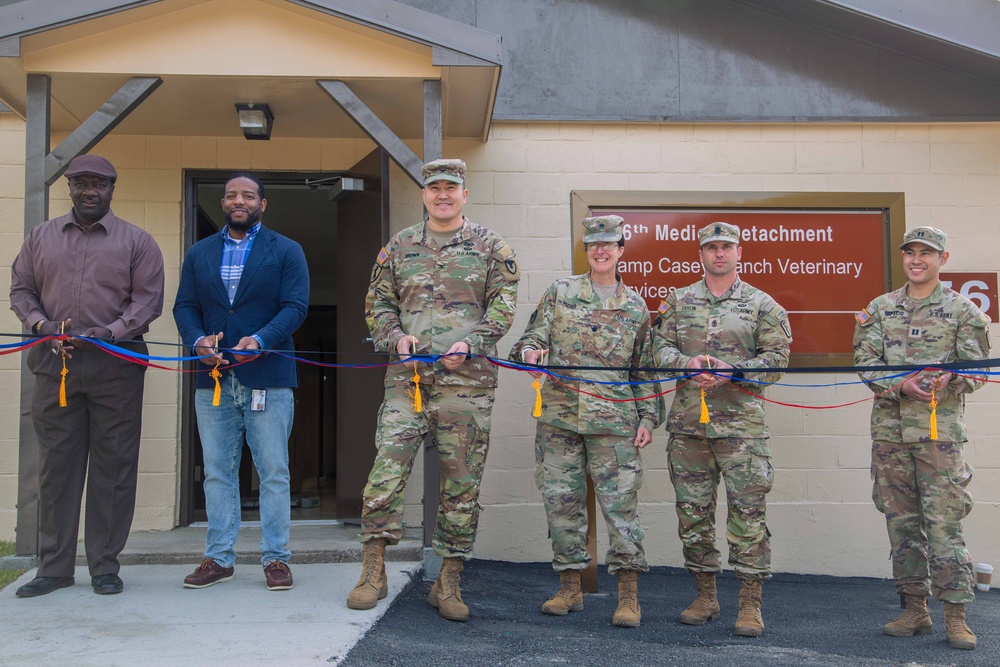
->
<box><xmin>652</xmin><ymin>221</ymin><xmax>791</xmax><ymax>637</ymax></box>
<box><xmin>854</xmin><ymin>226</ymin><xmax>990</xmax><ymax>650</ymax></box>
<box><xmin>347</xmin><ymin>159</ymin><xmax>520</xmax><ymax>621</ymax></box>
<box><xmin>511</xmin><ymin>215</ymin><xmax>662</xmax><ymax>628</ymax></box>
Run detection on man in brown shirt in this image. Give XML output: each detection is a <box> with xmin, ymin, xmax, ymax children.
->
<box><xmin>9</xmin><ymin>154</ymin><xmax>165</xmax><ymax>598</ymax></box>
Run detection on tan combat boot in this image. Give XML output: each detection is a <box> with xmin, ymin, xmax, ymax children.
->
<box><xmin>943</xmin><ymin>602</ymin><xmax>977</xmax><ymax>650</ymax></box>
<box><xmin>733</xmin><ymin>579</ymin><xmax>764</xmax><ymax>637</ymax></box>
<box><xmin>427</xmin><ymin>557</ymin><xmax>469</xmax><ymax>622</ymax></box>
<box><xmin>346</xmin><ymin>538</ymin><xmax>388</xmax><ymax>610</ymax></box>
<box><xmin>612</xmin><ymin>570</ymin><xmax>641</xmax><ymax>627</ymax></box>
<box><xmin>882</xmin><ymin>595</ymin><xmax>932</xmax><ymax>637</ymax></box>
<box><xmin>679</xmin><ymin>572</ymin><xmax>721</xmax><ymax>625</ymax></box>
<box><xmin>541</xmin><ymin>570</ymin><xmax>584</xmax><ymax>615</ymax></box>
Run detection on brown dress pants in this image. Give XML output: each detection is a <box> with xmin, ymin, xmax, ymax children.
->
<box><xmin>28</xmin><ymin>341</ymin><xmax>148</xmax><ymax>577</ymax></box>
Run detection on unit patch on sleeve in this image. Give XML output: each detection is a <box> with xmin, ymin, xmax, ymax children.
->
<box><xmin>494</xmin><ymin>242</ymin><xmax>520</xmax><ymax>282</ymax></box>
<box><xmin>370</xmin><ymin>246</ymin><xmax>390</xmax><ymax>284</ymax></box>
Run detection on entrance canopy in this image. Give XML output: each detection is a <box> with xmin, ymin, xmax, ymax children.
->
<box><xmin>0</xmin><ymin>0</ymin><xmax>502</xmax><ymax>142</ymax></box>
<box><xmin>2</xmin><ymin>0</ymin><xmax>502</xmax><ymax>559</ymax></box>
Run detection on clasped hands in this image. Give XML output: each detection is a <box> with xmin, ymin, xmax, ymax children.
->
<box><xmin>193</xmin><ymin>331</ymin><xmax>262</xmax><ymax>366</ymax></box>
<box><xmin>687</xmin><ymin>354</ymin><xmax>736</xmax><ymax>390</ymax></box>
<box><xmin>397</xmin><ymin>335</ymin><xmax>470</xmax><ymax>371</ymax></box>
<box><xmin>37</xmin><ymin>317</ymin><xmax>111</xmax><ymax>358</ymax></box>
<box><xmin>900</xmin><ymin>369</ymin><xmax>953</xmax><ymax>403</ymax></box>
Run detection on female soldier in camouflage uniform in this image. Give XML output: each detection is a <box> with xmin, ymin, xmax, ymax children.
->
<box><xmin>511</xmin><ymin>215</ymin><xmax>662</xmax><ymax>628</ymax></box>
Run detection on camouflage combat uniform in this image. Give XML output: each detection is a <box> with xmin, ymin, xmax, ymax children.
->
<box><xmin>854</xmin><ymin>282</ymin><xmax>990</xmax><ymax>603</ymax></box>
<box><xmin>361</xmin><ymin>217</ymin><xmax>519</xmax><ymax>559</ymax></box>
<box><xmin>510</xmin><ymin>275</ymin><xmax>662</xmax><ymax>574</ymax></box>
<box><xmin>652</xmin><ymin>277</ymin><xmax>791</xmax><ymax>581</ymax></box>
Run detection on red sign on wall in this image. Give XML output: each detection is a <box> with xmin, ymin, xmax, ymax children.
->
<box><xmin>596</xmin><ymin>209</ymin><xmax>888</xmax><ymax>358</ymax></box>
<box><xmin>940</xmin><ymin>272</ymin><xmax>999</xmax><ymax>322</ymax></box>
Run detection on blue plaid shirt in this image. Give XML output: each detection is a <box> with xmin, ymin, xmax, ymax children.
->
<box><xmin>221</xmin><ymin>222</ymin><xmax>261</xmax><ymax>304</ymax></box>
<box><xmin>219</xmin><ymin>222</ymin><xmax>264</xmax><ymax>348</ymax></box>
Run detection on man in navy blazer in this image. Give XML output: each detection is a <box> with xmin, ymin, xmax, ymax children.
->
<box><xmin>173</xmin><ymin>173</ymin><xmax>309</xmax><ymax>591</ymax></box>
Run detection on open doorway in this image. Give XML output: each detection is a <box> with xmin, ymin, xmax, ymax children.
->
<box><xmin>179</xmin><ymin>150</ymin><xmax>388</xmax><ymax>525</ymax></box>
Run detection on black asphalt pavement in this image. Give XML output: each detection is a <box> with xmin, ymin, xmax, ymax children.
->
<box><xmin>343</xmin><ymin>561</ymin><xmax>997</xmax><ymax>667</ymax></box>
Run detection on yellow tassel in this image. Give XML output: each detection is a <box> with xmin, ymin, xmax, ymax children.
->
<box><xmin>411</xmin><ymin>363</ymin><xmax>422</xmax><ymax>413</ymax></box>
<box><xmin>532</xmin><ymin>378</ymin><xmax>543</xmax><ymax>418</ymax></box>
<box><xmin>58</xmin><ymin>353</ymin><xmax>68</xmax><ymax>408</ymax></box>
<box><xmin>699</xmin><ymin>387</ymin><xmax>710</xmax><ymax>424</ymax></box>
<box><xmin>929</xmin><ymin>389</ymin><xmax>938</xmax><ymax>440</ymax></box>
<box><xmin>210</xmin><ymin>361</ymin><xmax>222</xmax><ymax>407</ymax></box>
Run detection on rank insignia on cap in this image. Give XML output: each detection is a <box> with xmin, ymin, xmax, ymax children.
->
<box><xmin>657</xmin><ymin>300</ymin><xmax>671</xmax><ymax>315</ymax></box>
<box><xmin>855</xmin><ymin>307</ymin><xmax>871</xmax><ymax>325</ymax></box>
<box><xmin>376</xmin><ymin>247</ymin><xmax>389</xmax><ymax>265</ymax></box>
<box><xmin>715</xmin><ymin>225</ymin><xmax>722</xmax><ymax>234</ymax></box>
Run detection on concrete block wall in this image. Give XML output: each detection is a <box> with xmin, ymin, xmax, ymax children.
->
<box><xmin>388</xmin><ymin>122</ymin><xmax>1000</xmax><ymax>578</ymax></box>
<box><xmin>0</xmin><ymin>113</ymin><xmax>26</xmax><ymax>540</ymax></box>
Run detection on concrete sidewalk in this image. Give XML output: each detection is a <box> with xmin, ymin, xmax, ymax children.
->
<box><xmin>0</xmin><ymin>523</ymin><xmax>425</xmax><ymax>667</ymax></box>
<box><xmin>2</xmin><ymin>562</ymin><xmax>420</xmax><ymax>666</ymax></box>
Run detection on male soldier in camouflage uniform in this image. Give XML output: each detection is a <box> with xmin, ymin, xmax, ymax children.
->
<box><xmin>346</xmin><ymin>159</ymin><xmax>519</xmax><ymax>622</ymax></box>
<box><xmin>854</xmin><ymin>226</ymin><xmax>989</xmax><ymax>650</ymax></box>
<box><xmin>652</xmin><ymin>222</ymin><xmax>791</xmax><ymax>637</ymax></box>
<box><xmin>510</xmin><ymin>215</ymin><xmax>662</xmax><ymax>628</ymax></box>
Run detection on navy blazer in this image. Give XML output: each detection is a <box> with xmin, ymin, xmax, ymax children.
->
<box><xmin>173</xmin><ymin>226</ymin><xmax>309</xmax><ymax>389</ymax></box>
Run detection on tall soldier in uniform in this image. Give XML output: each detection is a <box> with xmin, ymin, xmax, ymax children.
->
<box><xmin>854</xmin><ymin>226</ymin><xmax>989</xmax><ymax>651</ymax></box>
<box><xmin>511</xmin><ymin>215</ymin><xmax>662</xmax><ymax>628</ymax></box>
<box><xmin>347</xmin><ymin>159</ymin><xmax>519</xmax><ymax>621</ymax></box>
<box><xmin>652</xmin><ymin>222</ymin><xmax>791</xmax><ymax>637</ymax></box>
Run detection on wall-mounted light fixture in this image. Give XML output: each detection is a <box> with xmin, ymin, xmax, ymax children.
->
<box><xmin>235</xmin><ymin>103</ymin><xmax>274</xmax><ymax>140</ymax></box>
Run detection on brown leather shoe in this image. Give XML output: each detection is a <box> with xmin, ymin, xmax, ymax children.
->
<box><xmin>183</xmin><ymin>559</ymin><xmax>234</xmax><ymax>589</ymax></box>
<box><xmin>264</xmin><ymin>561</ymin><xmax>294</xmax><ymax>591</ymax></box>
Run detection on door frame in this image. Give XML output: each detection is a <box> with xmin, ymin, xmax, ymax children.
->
<box><xmin>178</xmin><ymin>168</ymin><xmax>347</xmax><ymax>525</ymax></box>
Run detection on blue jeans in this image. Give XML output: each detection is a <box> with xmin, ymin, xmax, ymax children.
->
<box><xmin>195</xmin><ymin>375</ymin><xmax>293</xmax><ymax>568</ymax></box>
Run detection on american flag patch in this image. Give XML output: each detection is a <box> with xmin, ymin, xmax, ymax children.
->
<box><xmin>657</xmin><ymin>300</ymin><xmax>671</xmax><ymax>315</ymax></box>
<box><xmin>376</xmin><ymin>247</ymin><xmax>389</xmax><ymax>265</ymax></box>
<box><xmin>855</xmin><ymin>308</ymin><xmax>871</xmax><ymax>325</ymax></box>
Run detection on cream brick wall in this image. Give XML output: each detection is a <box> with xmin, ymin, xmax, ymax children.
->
<box><xmin>2</xmin><ymin>117</ymin><xmax>998</xmax><ymax>580</ymax></box>
<box><xmin>389</xmin><ymin>122</ymin><xmax>1000</xmax><ymax>578</ymax></box>
<box><xmin>0</xmin><ymin>114</ymin><xmax>26</xmax><ymax>540</ymax></box>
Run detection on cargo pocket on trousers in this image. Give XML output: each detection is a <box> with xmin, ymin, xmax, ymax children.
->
<box><xmin>870</xmin><ymin>462</ymin><xmax>888</xmax><ymax>515</ymax></box>
<box><xmin>467</xmin><ymin>411</ymin><xmax>492</xmax><ymax>478</ymax></box>
<box><xmin>533</xmin><ymin>431</ymin><xmax>547</xmax><ymax>491</ymax></box>
<box><xmin>741</xmin><ymin>442</ymin><xmax>774</xmax><ymax>495</ymax></box>
<box><xmin>374</xmin><ymin>402</ymin><xmax>387</xmax><ymax>451</ymax></box>
<box><xmin>614</xmin><ymin>442</ymin><xmax>643</xmax><ymax>494</ymax></box>
<box><xmin>943</xmin><ymin>462</ymin><xmax>974</xmax><ymax>522</ymax></box>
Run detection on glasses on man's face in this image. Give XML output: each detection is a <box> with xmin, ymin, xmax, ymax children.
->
<box><xmin>586</xmin><ymin>242</ymin><xmax>618</xmax><ymax>252</ymax></box>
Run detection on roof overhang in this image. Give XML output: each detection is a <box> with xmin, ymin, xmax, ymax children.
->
<box><xmin>0</xmin><ymin>0</ymin><xmax>502</xmax><ymax>141</ymax></box>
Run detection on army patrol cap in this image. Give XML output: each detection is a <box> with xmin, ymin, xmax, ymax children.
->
<box><xmin>698</xmin><ymin>221</ymin><xmax>740</xmax><ymax>246</ymax></box>
<box><xmin>64</xmin><ymin>154</ymin><xmax>118</xmax><ymax>183</ymax></box>
<box><xmin>900</xmin><ymin>226</ymin><xmax>947</xmax><ymax>252</ymax></box>
<box><xmin>582</xmin><ymin>215</ymin><xmax>625</xmax><ymax>244</ymax></box>
<box><xmin>422</xmin><ymin>159</ymin><xmax>466</xmax><ymax>186</ymax></box>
